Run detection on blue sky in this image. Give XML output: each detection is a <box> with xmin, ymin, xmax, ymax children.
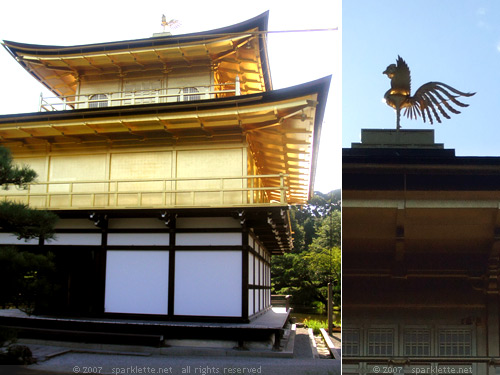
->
<box><xmin>343</xmin><ymin>1</ymin><xmax>500</xmax><ymax>156</ymax></box>
<box><xmin>0</xmin><ymin>0</ymin><xmax>341</xmax><ymax>193</ymax></box>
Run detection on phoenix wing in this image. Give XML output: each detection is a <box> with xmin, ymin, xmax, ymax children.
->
<box><xmin>392</xmin><ymin>56</ymin><xmax>411</xmax><ymax>96</ymax></box>
<box><xmin>404</xmin><ymin>82</ymin><xmax>475</xmax><ymax>124</ymax></box>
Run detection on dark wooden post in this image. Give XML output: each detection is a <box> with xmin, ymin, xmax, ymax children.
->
<box><xmin>327</xmin><ymin>282</ymin><xmax>333</xmax><ymax>336</ymax></box>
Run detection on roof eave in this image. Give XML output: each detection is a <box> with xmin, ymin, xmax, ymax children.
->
<box><xmin>2</xmin><ymin>11</ymin><xmax>272</xmax><ymax>94</ymax></box>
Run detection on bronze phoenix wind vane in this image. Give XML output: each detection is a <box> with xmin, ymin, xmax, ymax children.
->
<box><xmin>383</xmin><ymin>56</ymin><xmax>475</xmax><ymax>130</ymax></box>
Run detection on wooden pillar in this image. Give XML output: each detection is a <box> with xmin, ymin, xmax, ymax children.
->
<box><xmin>167</xmin><ymin>214</ymin><xmax>176</xmax><ymax>317</ymax></box>
<box><xmin>487</xmin><ymin>241</ymin><xmax>500</xmax><ymax>358</ymax></box>
<box><xmin>327</xmin><ymin>282</ymin><xmax>333</xmax><ymax>336</ymax></box>
<box><xmin>98</xmin><ymin>213</ymin><xmax>108</xmax><ymax>314</ymax></box>
<box><xmin>241</xmin><ymin>219</ymin><xmax>249</xmax><ymax>322</ymax></box>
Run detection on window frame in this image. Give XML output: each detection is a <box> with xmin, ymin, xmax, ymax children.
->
<box><xmin>342</xmin><ymin>326</ymin><xmax>362</xmax><ymax>357</ymax></box>
<box><xmin>436</xmin><ymin>325</ymin><xmax>475</xmax><ymax>357</ymax></box>
<box><xmin>89</xmin><ymin>93</ymin><xmax>109</xmax><ymax>108</ymax></box>
<box><xmin>365</xmin><ymin>324</ymin><xmax>398</xmax><ymax>357</ymax></box>
<box><xmin>401</xmin><ymin>326</ymin><xmax>433</xmax><ymax>357</ymax></box>
<box><xmin>179</xmin><ymin>87</ymin><xmax>201</xmax><ymax>102</ymax></box>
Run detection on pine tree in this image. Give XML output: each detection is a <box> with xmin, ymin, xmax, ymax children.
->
<box><xmin>0</xmin><ymin>146</ymin><xmax>58</xmax><ymax>312</ymax></box>
<box><xmin>0</xmin><ymin>147</ymin><xmax>58</xmax><ymax>240</ymax></box>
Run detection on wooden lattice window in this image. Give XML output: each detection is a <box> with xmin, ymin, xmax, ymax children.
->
<box><xmin>438</xmin><ymin>329</ymin><xmax>472</xmax><ymax>356</ymax></box>
<box><xmin>179</xmin><ymin>87</ymin><xmax>201</xmax><ymax>101</ymax></box>
<box><xmin>342</xmin><ymin>328</ymin><xmax>360</xmax><ymax>356</ymax></box>
<box><xmin>89</xmin><ymin>94</ymin><xmax>108</xmax><ymax>108</ymax></box>
<box><xmin>367</xmin><ymin>328</ymin><xmax>394</xmax><ymax>356</ymax></box>
<box><xmin>404</xmin><ymin>328</ymin><xmax>431</xmax><ymax>356</ymax></box>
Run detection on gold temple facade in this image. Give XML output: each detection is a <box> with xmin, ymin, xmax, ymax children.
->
<box><xmin>1</xmin><ymin>12</ymin><xmax>328</xmax><ymax>215</ymax></box>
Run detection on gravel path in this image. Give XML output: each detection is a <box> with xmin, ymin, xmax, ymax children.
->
<box><xmin>10</xmin><ymin>327</ymin><xmax>339</xmax><ymax>375</ymax></box>
<box><xmin>27</xmin><ymin>352</ymin><xmax>339</xmax><ymax>375</ymax></box>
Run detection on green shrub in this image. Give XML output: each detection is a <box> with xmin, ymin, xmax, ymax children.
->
<box><xmin>311</xmin><ymin>301</ymin><xmax>326</xmax><ymax>315</ymax></box>
<box><xmin>303</xmin><ymin>318</ymin><xmax>327</xmax><ymax>335</ymax></box>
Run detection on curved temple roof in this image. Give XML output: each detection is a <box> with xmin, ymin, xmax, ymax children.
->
<box><xmin>2</xmin><ymin>12</ymin><xmax>272</xmax><ymax>100</ymax></box>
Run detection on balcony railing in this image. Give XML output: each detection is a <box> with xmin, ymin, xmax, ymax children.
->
<box><xmin>0</xmin><ymin>174</ymin><xmax>288</xmax><ymax>210</ymax></box>
<box><xmin>39</xmin><ymin>79</ymin><xmax>241</xmax><ymax>112</ymax></box>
